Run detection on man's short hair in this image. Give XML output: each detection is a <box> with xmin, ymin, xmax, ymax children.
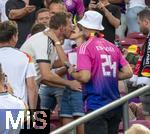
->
<box><xmin>138</xmin><ymin>8</ymin><xmax>150</xmax><ymax>21</ymax></box>
<box><xmin>49</xmin><ymin>12</ymin><xmax>71</xmax><ymax>30</ymax></box>
<box><xmin>35</xmin><ymin>8</ymin><xmax>50</xmax><ymax>20</ymax></box>
<box><xmin>0</xmin><ymin>21</ymin><xmax>17</xmax><ymax>43</ymax></box>
<box><xmin>48</xmin><ymin>0</ymin><xmax>67</xmax><ymax>12</ymax></box>
<box><xmin>47</xmin><ymin>0</ymin><xmax>63</xmax><ymax>7</ymax></box>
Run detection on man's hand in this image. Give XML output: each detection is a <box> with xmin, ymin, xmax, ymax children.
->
<box><xmin>122</xmin><ymin>48</ymin><xmax>128</xmax><ymax>57</ymax></box>
<box><xmin>8</xmin><ymin>4</ymin><xmax>36</xmax><ymax>20</ymax></box>
<box><xmin>24</xmin><ymin>5</ymin><xmax>36</xmax><ymax>14</ymax></box>
<box><xmin>68</xmin><ymin>80</ymin><xmax>82</xmax><ymax>91</ymax></box>
<box><xmin>68</xmin><ymin>65</ymin><xmax>76</xmax><ymax>75</ymax></box>
<box><xmin>89</xmin><ymin>0</ymin><xmax>97</xmax><ymax>10</ymax></box>
<box><xmin>44</xmin><ymin>30</ymin><xmax>60</xmax><ymax>43</ymax></box>
<box><xmin>97</xmin><ymin>2</ymin><xmax>105</xmax><ymax>11</ymax></box>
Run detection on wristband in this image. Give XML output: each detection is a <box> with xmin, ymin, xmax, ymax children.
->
<box><xmin>54</xmin><ymin>41</ymin><xmax>61</xmax><ymax>46</ymax></box>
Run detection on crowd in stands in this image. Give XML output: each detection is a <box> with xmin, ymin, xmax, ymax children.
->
<box><xmin>0</xmin><ymin>0</ymin><xmax>150</xmax><ymax>134</ymax></box>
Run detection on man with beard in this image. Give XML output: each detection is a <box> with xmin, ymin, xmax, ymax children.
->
<box><xmin>130</xmin><ymin>8</ymin><xmax>150</xmax><ymax>115</ymax></box>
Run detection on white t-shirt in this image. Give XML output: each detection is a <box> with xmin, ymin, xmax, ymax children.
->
<box><xmin>0</xmin><ymin>92</ymin><xmax>26</xmax><ymax>134</ymax></box>
<box><xmin>21</xmin><ymin>31</ymin><xmax>57</xmax><ymax>83</ymax></box>
<box><xmin>0</xmin><ymin>0</ymin><xmax>8</xmax><ymax>22</ymax></box>
<box><xmin>128</xmin><ymin>0</ymin><xmax>146</xmax><ymax>8</ymax></box>
<box><xmin>0</xmin><ymin>92</ymin><xmax>26</xmax><ymax>109</ymax></box>
<box><xmin>62</xmin><ymin>39</ymin><xmax>76</xmax><ymax>53</ymax></box>
<box><xmin>0</xmin><ymin>47</ymin><xmax>37</xmax><ymax>102</ymax></box>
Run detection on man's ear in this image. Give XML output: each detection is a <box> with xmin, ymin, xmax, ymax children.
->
<box><xmin>11</xmin><ymin>34</ymin><xmax>18</xmax><ymax>46</ymax></box>
<box><xmin>143</xmin><ymin>18</ymin><xmax>149</xmax><ymax>26</ymax></box>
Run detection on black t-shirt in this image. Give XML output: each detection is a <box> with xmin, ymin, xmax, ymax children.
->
<box><xmin>95</xmin><ymin>4</ymin><xmax>121</xmax><ymax>43</ymax></box>
<box><xmin>6</xmin><ymin>0</ymin><xmax>38</xmax><ymax>48</ymax></box>
<box><xmin>29</xmin><ymin>0</ymin><xmax>44</xmax><ymax>9</ymax></box>
<box><xmin>83</xmin><ymin>0</ymin><xmax>91</xmax><ymax>9</ymax></box>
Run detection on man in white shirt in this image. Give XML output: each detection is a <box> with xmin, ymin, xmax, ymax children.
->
<box><xmin>21</xmin><ymin>12</ymin><xmax>81</xmax><ymax>112</ymax></box>
<box><xmin>0</xmin><ymin>63</ymin><xmax>27</xmax><ymax>134</ymax></box>
<box><xmin>0</xmin><ymin>21</ymin><xmax>38</xmax><ymax>109</ymax></box>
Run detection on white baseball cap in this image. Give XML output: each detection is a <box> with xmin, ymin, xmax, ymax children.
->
<box><xmin>78</xmin><ymin>10</ymin><xmax>104</xmax><ymax>31</ymax></box>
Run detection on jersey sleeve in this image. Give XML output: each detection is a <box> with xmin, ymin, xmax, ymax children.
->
<box><xmin>24</xmin><ymin>53</ymin><xmax>37</xmax><ymax>78</ymax></box>
<box><xmin>118</xmin><ymin>49</ymin><xmax>129</xmax><ymax>68</ymax></box>
<box><xmin>77</xmin><ymin>45</ymin><xmax>92</xmax><ymax>72</ymax></box>
<box><xmin>34</xmin><ymin>47</ymin><xmax>50</xmax><ymax>63</ymax></box>
<box><xmin>33</xmin><ymin>37</ymin><xmax>51</xmax><ymax>63</ymax></box>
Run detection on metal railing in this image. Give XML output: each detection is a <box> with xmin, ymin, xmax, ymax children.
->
<box><xmin>51</xmin><ymin>85</ymin><xmax>150</xmax><ymax>134</ymax></box>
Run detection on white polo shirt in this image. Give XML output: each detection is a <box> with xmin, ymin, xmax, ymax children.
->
<box><xmin>21</xmin><ymin>31</ymin><xmax>57</xmax><ymax>83</ymax></box>
<box><xmin>0</xmin><ymin>47</ymin><xmax>37</xmax><ymax>102</ymax></box>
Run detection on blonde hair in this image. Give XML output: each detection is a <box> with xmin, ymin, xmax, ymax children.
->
<box><xmin>125</xmin><ymin>124</ymin><xmax>150</xmax><ymax>134</ymax></box>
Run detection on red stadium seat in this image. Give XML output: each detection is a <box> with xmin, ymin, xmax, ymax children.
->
<box><xmin>50</xmin><ymin>105</ymin><xmax>61</xmax><ymax>131</ymax></box>
<box><xmin>127</xmin><ymin>32</ymin><xmax>146</xmax><ymax>45</ymax></box>
<box><xmin>120</xmin><ymin>38</ymin><xmax>138</xmax><ymax>48</ymax></box>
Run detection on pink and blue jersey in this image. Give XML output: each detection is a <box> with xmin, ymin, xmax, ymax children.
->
<box><xmin>77</xmin><ymin>37</ymin><xmax>128</xmax><ymax>111</ymax></box>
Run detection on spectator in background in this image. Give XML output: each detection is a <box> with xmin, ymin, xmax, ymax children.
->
<box><xmin>5</xmin><ymin>0</ymin><xmax>37</xmax><ymax>48</ymax></box>
<box><xmin>44</xmin><ymin>0</ymin><xmax>53</xmax><ymax>8</ymax></box>
<box><xmin>68</xmin><ymin>10</ymin><xmax>133</xmax><ymax>134</ymax></box>
<box><xmin>0</xmin><ymin>0</ymin><xmax>8</xmax><ymax>22</ymax></box>
<box><xmin>48</xmin><ymin>0</ymin><xmax>67</xmax><ymax>18</ymax></box>
<box><xmin>0</xmin><ymin>21</ymin><xmax>38</xmax><ymax>109</ymax></box>
<box><xmin>83</xmin><ymin>0</ymin><xmax>91</xmax><ymax>10</ymax></box>
<box><xmin>35</xmin><ymin>8</ymin><xmax>50</xmax><ymax>27</ymax></box>
<box><xmin>89</xmin><ymin>0</ymin><xmax>121</xmax><ymax>43</ymax></box>
<box><xmin>126</xmin><ymin>0</ymin><xmax>146</xmax><ymax>33</ymax></box>
<box><xmin>0</xmin><ymin>63</ymin><xmax>27</xmax><ymax>134</ymax></box>
<box><xmin>109</xmin><ymin>0</ymin><xmax>127</xmax><ymax>39</ymax></box>
<box><xmin>62</xmin><ymin>0</ymin><xmax>85</xmax><ymax>21</ymax></box>
<box><xmin>130</xmin><ymin>8</ymin><xmax>150</xmax><ymax>115</ymax></box>
<box><xmin>145</xmin><ymin>0</ymin><xmax>150</xmax><ymax>7</ymax></box>
<box><xmin>29</xmin><ymin>0</ymin><xmax>45</xmax><ymax>9</ymax></box>
<box><xmin>26</xmin><ymin>8</ymin><xmax>49</xmax><ymax>39</ymax></box>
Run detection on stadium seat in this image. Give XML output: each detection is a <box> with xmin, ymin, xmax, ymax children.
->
<box><xmin>127</xmin><ymin>32</ymin><xmax>146</xmax><ymax>45</ymax></box>
<box><xmin>120</xmin><ymin>38</ymin><xmax>138</xmax><ymax>49</ymax></box>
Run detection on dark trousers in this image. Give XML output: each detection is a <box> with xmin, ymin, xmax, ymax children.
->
<box><xmin>85</xmin><ymin>110</ymin><xmax>122</xmax><ymax>134</ymax></box>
